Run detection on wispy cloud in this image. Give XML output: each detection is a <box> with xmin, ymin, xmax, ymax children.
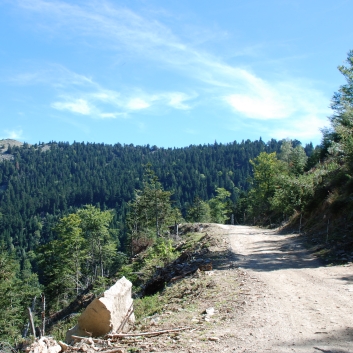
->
<box><xmin>51</xmin><ymin>95</ymin><xmax>124</xmax><ymax>119</ymax></box>
<box><xmin>99</xmin><ymin>112</ymin><xmax>126</xmax><ymax>119</ymax></box>
<box><xmin>9</xmin><ymin>64</ymin><xmax>93</xmax><ymax>87</ymax></box>
<box><xmin>126</xmin><ymin>98</ymin><xmax>150</xmax><ymax>110</ymax></box>
<box><xmin>10</xmin><ymin>62</ymin><xmax>196</xmax><ymax>118</ymax></box>
<box><xmin>13</xmin><ymin>0</ymin><xmax>331</xmax><ymax>141</ymax></box>
<box><xmin>223</xmin><ymin>76</ymin><xmax>329</xmax><ymax>122</ymax></box>
<box><xmin>52</xmin><ymin>99</ymin><xmax>92</xmax><ymax>115</ymax></box>
<box><xmin>164</xmin><ymin>92</ymin><xmax>195</xmax><ymax>110</ymax></box>
<box><xmin>3</xmin><ymin>129</ymin><xmax>24</xmax><ymax>140</ymax></box>
<box><xmin>271</xmin><ymin>114</ymin><xmax>328</xmax><ymax>141</ymax></box>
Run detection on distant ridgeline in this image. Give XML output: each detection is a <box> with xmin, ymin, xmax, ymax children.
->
<box><xmin>0</xmin><ymin>138</ymin><xmax>311</xmax><ymax>251</ymax></box>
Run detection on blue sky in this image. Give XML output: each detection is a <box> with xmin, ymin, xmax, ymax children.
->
<box><xmin>1</xmin><ymin>0</ymin><xmax>352</xmax><ymax>147</ymax></box>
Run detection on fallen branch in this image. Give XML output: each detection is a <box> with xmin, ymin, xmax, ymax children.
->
<box><xmin>116</xmin><ymin>303</ymin><xmax>134</xmax><ymax>333</ymax></box>
<box><xmin>99</xmin><ymin>349</ymin><xmax>125</xmax><ymax>353</ymax></box>
<box><xmin>106</xmin><ymin>326</ymin><xmax>191</xmax><ymax>339</ymax></box>
<box><xmin>170</xmin><ymin>271</ymin><xmax>193</xmax><ymax>282</ymax></box>
<box><xmin>71</xmin><ymin>336</ymin><xmax>108</xmax><ymax>343</ymax></box>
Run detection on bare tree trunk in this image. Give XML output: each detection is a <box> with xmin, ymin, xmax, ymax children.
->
<box><xmin>23</xmin><ymin>296</ymin><xmax>36</xmax><ymax>338</ymax></box>
<box><xmin>27</xmin><ymin>307</ymin><xmax>36</xmax><ymax>338</ymax></box>
<box><xmin>299</xmin><ymin>213</ymin><xmax>303</xmax><ymax>233</ymax></box>
<box><xmin>41</xmin><ymin>294</ymin><xmax>46</xmax><ymax>336</ymax></box>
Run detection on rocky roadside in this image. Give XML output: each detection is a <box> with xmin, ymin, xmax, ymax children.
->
<box><xmin>23</xmin><ymin>224</ymin><xmax>251</xmax><ymax>353</ymax></box>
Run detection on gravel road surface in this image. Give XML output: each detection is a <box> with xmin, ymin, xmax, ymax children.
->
<box><xmin>222</xmin><ymin>225</ymin><xmax>353</xmax><ymax>353</ymax></box>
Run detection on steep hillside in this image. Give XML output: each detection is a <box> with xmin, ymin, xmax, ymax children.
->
<box><xmin>237</xmin><ymin>51</ymin><xmax>353</xmax><ymax>264</ymax></box>
<box><xmin>0</xmin><ymin>138</ymin><xmax>283</xmax><ymax>252</ymax></box>
<box><xmin>0</xmin><ymin>139</ymin><xmax>25</xmax><ymax>161</ymax></box>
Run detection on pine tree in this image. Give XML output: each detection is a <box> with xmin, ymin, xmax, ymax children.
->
<box><xmin>187</xmin><ymin>196</ymin><xmax>211</xmax><ymax>222</ymax></box>
<box><xmin>209</xmin><ymin>188</ymin><xmax>231</xmax><ymax>224</ymax></box>
<box><xmin>0</xmin><ymin>247</ymin><xmax>41</xmax><ymax>343</ymax></box>
<box><xmin>126</xmin><ymin>166</ymin><xmax>175</xmax><ymax>255</ymax></box>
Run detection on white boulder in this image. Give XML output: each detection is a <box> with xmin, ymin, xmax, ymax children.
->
<box><xmin>66</xmin><ymin>277</ymin><xmax>134</xmax><ymax>343</ymax></box>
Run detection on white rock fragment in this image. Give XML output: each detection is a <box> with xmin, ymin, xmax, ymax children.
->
<box><xmin>66</xmin><ymin>277</ymin><xmax>134</xmax><ymax>343</ymax></box>
<box><xmin>26</xmin><ymin>337</ymin><xmax>61</xmax><ymax>353</ymax></box>
<box><xmin>205</xmin><ymin>307</ymin><xmax>215</xmax><ymax>316</ymax></box>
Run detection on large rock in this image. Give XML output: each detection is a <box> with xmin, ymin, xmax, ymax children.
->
<box><xmin>66</xmin><ymin>277</ymin><xmax>134</xmax><ymax>343</ymax></box>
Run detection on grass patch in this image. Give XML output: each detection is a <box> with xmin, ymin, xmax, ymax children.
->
<box><xmin>134</xmin><ymin>293</ymin><xmax>164</xmax><ymax>321</ymax></box>
<box><xmin>183</xmin><ymin>232</ymin><xmax>207</xmax><ymax>250</ymax></box>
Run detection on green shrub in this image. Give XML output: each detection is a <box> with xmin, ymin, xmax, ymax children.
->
<box><xmin>49</xmin><ymin>314</ymin><xmax>78</xmax><ymax>342</ymax></box>
<box><xmin>134</xmin><ymin>294</ymin><xmax>164</xmax><ymax>320</ymax></box>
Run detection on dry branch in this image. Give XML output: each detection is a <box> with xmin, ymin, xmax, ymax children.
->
<box><xmin>71</xmin><ymin>336</ymin><xmax>106</xmax><ymax>343</ymax></box>
<box><xmin>98</xmin><ymin>349</ymin><xmax>125</xmax><ymax>353</ymax></box>
<box><xmin>116</xmin><ymin>303</ymin><xmax>134</xmax><ymax>333</ymax></box>
<box><xmin>106</xmin><ymin>326</ymin><xmax>191</xmax><ymax>339</ymax></box>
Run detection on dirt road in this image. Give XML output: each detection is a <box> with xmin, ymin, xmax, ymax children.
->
<box><xmin>222</xmin><ymin>225</ymin><xmax>353</xmax><ymax>353</ymax></box>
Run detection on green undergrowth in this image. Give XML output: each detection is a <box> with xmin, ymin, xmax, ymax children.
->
<box><xmin>117</xmin><ymin>228</ymin><xmax>211</xmax><ymax>321</ymax></box>
<box><xmin>49</xmin><ymin>314</ymin><xmax>79</xmax><ymax>342</ymax></box>
<box><xmin>133</xmin><ymin>272</ymin><xmax>216</xmax><ymax>327</ymax></box>
<box><xmin>182</xmin><ymin>232</ymin><xmax>206</xmax><ymax>249</ymax></box>
<box><xmin>117</xmin><ymin>238</ymin><xmax>180</xmax><ymax>291</ymax></box>
<box><xmin>134</xmin><ymin>293</ymin><xmax>164</xmax><ymax>319</ymax></box>
<box><xmin>116</xmin><ymin>230</ymin><xmax>207</xmax><ymax>292</ymax></box>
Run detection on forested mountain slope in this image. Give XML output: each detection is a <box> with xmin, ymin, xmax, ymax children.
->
<box><xmin>0</xmin><ymin>138</ymin><xmax>288</xmax><ymax>252</ymax></box>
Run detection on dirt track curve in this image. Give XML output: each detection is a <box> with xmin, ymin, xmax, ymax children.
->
<box><xmin>221</xmin><ymin>225</ymin><xmax>353</xmax><ymax>353</ymax></box>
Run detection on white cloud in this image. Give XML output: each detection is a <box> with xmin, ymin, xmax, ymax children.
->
<box><xmin>221</xmin><ymin>69</ymin><xmax>330</xmax><ymax>144</ymax></box>
<box><xmin>9</xmin><ymin>65</ymin><xmax>93</xmax><ymax>87</ymax></box>
<box><xmin>165</xmin><ymin>92</ymin><xmax>193</xmax><ymax>110</ymax></box>
<box><xmin>99</xmin><ymin>112</ymin><xmax>126</xmax><ymax>119</ymax></box>
<box><xmin>91</xmin><ymin>91</ymin><xmax>120</xmax><ymax>102</ymax></box>
<box><xmin>51</xmin><ymin>95</ymin><xmax>128</xmax><ymax>119</ymax></box>
<box><xmin>47</xmin><ymin>76</ymin><xmax>195</xmax><ymax>118</ymax></box>
<box><xmin>271</xmin><ymin>115</ymin><xmax>328</xmax><ymax>141</ymax></box>
<box><xmin>126</xmin><ymin>98</ymin><xmax>150</xmax><ymax>110</ymax></box>
<box><xmin>224</xmin><ymin>94</ymin><xmax>289</xmax><ymax>120</ymax></box>
<box><xmin>52</xmin><ymin>99</ymin><xmax>92</xmax><ymax>115</ymax></box>
<box><xmin>13</xmin><ymin>63</ymin><xmax>196</xmax><ymax>116</ymax></box>
<box><xmin>4</xmin><ymin>129</ymin><xmax>23</xmax><ymax>140</ymax></box>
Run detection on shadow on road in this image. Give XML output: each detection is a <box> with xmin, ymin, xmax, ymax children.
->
<box><xmin>340</xmin><ymin>275</ymin><xmax>353</xmax><ymax>284</ymax></box>
<box><xmin>230</xmin><ymin>232</ymin><xmax>324</xmax><ymax>271</ymax></box>
<box><xmin>277</xmin><ymin>326</ymin><xmax>353</xmax><ymax>353</ymax></box>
